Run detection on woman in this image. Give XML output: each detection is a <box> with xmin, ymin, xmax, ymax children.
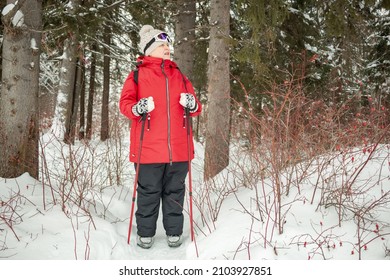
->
<box><xmin>119</xmin><ymin>25</ymin><xmax>202</xmax><ymax>249</ymax></box>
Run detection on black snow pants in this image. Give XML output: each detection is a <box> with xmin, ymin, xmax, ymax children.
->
<box><xmin>135</xmin><ymin>162</ymin><xmax>188</xmax><ymax>237</ymax></box>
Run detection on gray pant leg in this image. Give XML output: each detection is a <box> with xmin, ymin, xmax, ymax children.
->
<box><xmin>135</xmin><ymin>163</ymin><xmax>164</xmax><ymax>237</ymax></box>
<box><xmin>162</xmin><ymin>162</ymin><xmax>188</xmax><ymax>236</ymax></box>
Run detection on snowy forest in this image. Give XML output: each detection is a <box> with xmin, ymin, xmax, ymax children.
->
<box><xmin>0</xmin><ymin>0</ymin><xmax>390</xmax><ymax>262</ymax></box>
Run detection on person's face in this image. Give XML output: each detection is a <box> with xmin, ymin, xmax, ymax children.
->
<box><xmin>149</xmin><ymin>43</ymin><xmax>171</xmax><ymax>60</ymax></box>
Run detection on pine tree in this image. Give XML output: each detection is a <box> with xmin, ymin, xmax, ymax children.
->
<box><xmin>174</xmin><ymin>0</ymin><xmax>196</xmax><ymax>81</ymax></box>
<box><xmin>204</xmin><ymin>0</ymin><xmax>231</xmax><ymax>180</ymax></box>
<box><xmin>0</xmin><ymin>0</ymin><xmax>42</xmax><ymax>178</ymax></box>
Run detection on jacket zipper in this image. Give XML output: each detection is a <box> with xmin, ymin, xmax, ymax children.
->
<box><xmin>161</xmin><ymin>60</ymin><xmax>172</xmax><ymax>164</ymax></box>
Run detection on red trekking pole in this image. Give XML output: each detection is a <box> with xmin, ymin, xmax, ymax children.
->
<box><xmin>127</xmin><ymin>113</ymin><xmax>147</xmax><ymax>244</ymax></box>
<box><xmin>185</xmin><ymin>108</ymin><xmax>195</xmax><ymax>242</ymax></box>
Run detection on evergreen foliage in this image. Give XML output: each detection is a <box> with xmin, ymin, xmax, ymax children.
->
<box><xmin>1</xmin><ymin>0</ymin><xmax>388</xmax><ymax>142</ymax></box>
<box><xmin>32</xmin><ymin>0</ymin><xmax>390</xmax><ymax>115</ymax></box>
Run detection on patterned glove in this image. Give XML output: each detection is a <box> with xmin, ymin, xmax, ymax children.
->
<box><xmin>132</xmin><ymin>96</ymin><xmax>155</xmax><ymax>116</ymax></box>
<box><xmin>179</xmin><ymin>93</ymin><xmax>198</xmax><ymax>113</ymax></box>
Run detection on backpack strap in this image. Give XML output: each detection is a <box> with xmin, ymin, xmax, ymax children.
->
<box><xmin>134</xmin><ymin>60</ymin><xmax>143</xmax><ymax>85</ymax></box>
<box><xmin>133</xmin><ymin>68</ymin><xmax>139</xmax><ymax>85</ymax></box>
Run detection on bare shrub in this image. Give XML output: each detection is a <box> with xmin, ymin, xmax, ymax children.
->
<box><xmin>199</xmin><ymin>66</ymin><xmax>390</xmax><ymax>259</ymax></box>
<box><xmin>0</xmin><ymin>180</ymin><xmax>37</xmax><ymax>257</ymax></box>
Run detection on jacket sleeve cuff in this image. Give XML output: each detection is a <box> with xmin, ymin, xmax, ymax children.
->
<box><xmin>132</xmin><ymin>105</ymin><xmax>141</xmax><ymax>117</ymax></box>
<box><xmin>189</xmin><ymin>102</ymin><xmax>198</xmax><ymax>113</ymax></box>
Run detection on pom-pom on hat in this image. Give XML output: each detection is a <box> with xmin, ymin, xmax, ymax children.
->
<box><xmin>139</xmin><ymin>25</ymin><xmax>170</xmax><ymax>56</ymax></box>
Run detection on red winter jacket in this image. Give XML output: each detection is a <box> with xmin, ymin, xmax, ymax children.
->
<box><xmin>119</xmin><ymin>56</ymin><xmax>202</xmax><ymax>164</ymax></box>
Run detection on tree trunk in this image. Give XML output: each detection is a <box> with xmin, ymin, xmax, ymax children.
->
<box><xmin>65</xmin><ymin>59</ymin><xmax>83</xmax><ymax>144</ymax></box>
<box><xmin>204</xmin><ymin>0</ymin><xmax>231</xmax><ymax>181</ymax></box>
<box><xmin>0</xmin><ymin>0</ymin><xmax>42</xmax><ymax>179</ymax></box>
<box><xmin>79</xmin><ymin>64</ymin><xmax>86</xmax><ymax>139</ymax></box>
<box><xmin>86</xmin><ymin>43</ymin><xmax>97</xmax><ymax>140</ymax></box>
<box><xmin>174</xmin><ymin>0</ymin><xmax>196</xmax><ymax>81</ymax></box>
<box><xmin>61</xmin><ymin>38</ymin><xmax>79</xmax><ymax>144</ymax></box>
<box><xmin>52</xmin><ymin>0</ymin><xmax>80</xmax><ymax>143</ymax></box>
<box><xmin>101</xmin><ymin>25</ymin><xmax>111</xmax><ymax>141</ymax></box>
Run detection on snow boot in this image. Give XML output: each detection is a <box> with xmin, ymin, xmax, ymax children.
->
<box><xmin>167</xmin><ymin>235</ymin><xmax>182</xmax><ymax>247</ymax></box>
<box><xmin>137</xmin><ymin>235</ymin><xmax>154</xmax><ymax>249</ymax></box>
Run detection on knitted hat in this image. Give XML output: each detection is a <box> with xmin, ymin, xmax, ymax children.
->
<box><xmin>139</xmin><ymin>25</ymin><xmax>170</xmax><ymax>56</ymax></box>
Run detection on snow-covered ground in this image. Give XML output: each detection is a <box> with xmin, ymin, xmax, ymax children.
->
<box><xmin>1</xmin><ymin>130</ymin><xmax>389</xmax><ymax>278</ymax></box>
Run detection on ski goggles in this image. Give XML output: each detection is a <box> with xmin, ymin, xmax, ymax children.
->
<box><xmin>143</xmin><ymin>32</ymin><xmax>172</xmax><ymax>54</ymax></box>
